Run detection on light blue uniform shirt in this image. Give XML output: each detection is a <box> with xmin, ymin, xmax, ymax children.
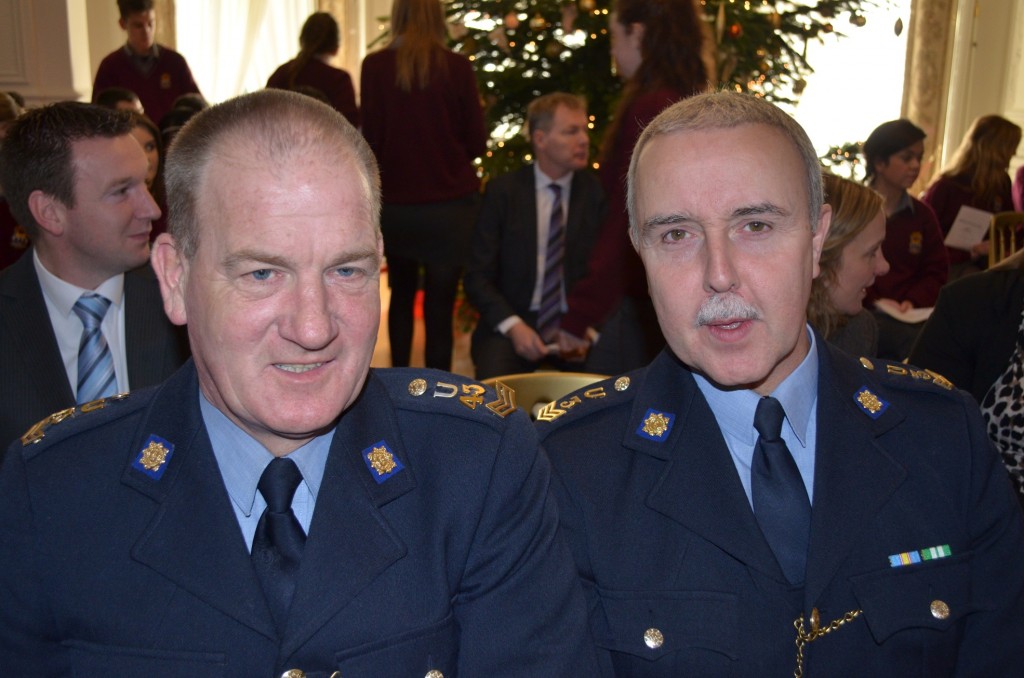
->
<box><xmin>694</xmin><ymin>327</ymin><xmax>819</xmax><ymax>506</ymax></box>
<box><xmin>200</xmin><ymin>392</ymin><xmax>333</xmax><ymax>551</ymax></box>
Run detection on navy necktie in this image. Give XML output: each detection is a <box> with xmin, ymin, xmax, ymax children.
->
<box><xmin>751</xmin><ymin>396</ymin><xmax>811</xmax><ymax>585</ymax></box>
<box><xmin>536</xmin><ymin>183</ymin><xmax>565</xmax><ymax>343</ymax></box>
<box><xmin>72</xmin><ymin>293</ymin><xmax>116</xmax><ymax>404</ymax></box>
<box><xmin>251</xmin><ymin>457</ymin><xmax>306</xmax><ymax>632</ymax></box>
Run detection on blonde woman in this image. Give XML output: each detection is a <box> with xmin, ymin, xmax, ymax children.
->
<box><xmin>361</xmin><ymin>0</ymin><xmax>487</xmax><ymax>370</ymax></box>
<box><xmin>809</xmin><ymin>173</ymin><xmax>890</xmax><ymax>356</ymax></box>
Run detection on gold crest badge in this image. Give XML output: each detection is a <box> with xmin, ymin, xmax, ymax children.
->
<box><xmin>642</xmin><ymin>412</ymin><xmax>671</xmax><ymax>438</ymax></box>
<box><xmin>367</xmin><ymin>445</ymin><xmax>397</xmax><ymax>476</ymax></box>
<box><xmin>139</xmin><ymin>441</ymin><xmax>170</xmax><ymax>472</ymax></box>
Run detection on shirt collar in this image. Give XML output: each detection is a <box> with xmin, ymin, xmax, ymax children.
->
<box><xmin>894</xmin><ymin>190</ymin><xmax>914</xmax><ymax>214</ymax></box>
<box><xmin>534</xmin><ymin>164</ymin><xmax>572</xmax><ymax>192</ymax></box>
<box><xmin>122</xmin><ymin>43</ymin><xmax>160</xmax><ymax>59</ymax></box>
<box><xmin>33</xmin><ymin>249</ymin><xmax>125</xmax><ymax>317</ymax></box>
<box><xmin>199</xmin><ymin>390</ymin><xmax>333</xmax><ymax>517</ymax></box>
<box><xmin>694</xmin><ymin>326</ymin><xmax>819</xmax><ymax>446</ymax></box>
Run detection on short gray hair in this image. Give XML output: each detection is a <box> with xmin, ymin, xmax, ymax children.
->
<box><xmin>626</xmin><ymin>91</ymin><xmax>823</xmax><ymax>248</ymax></box>
<box><xmin>165</xmin><ymin>89</ymin><xmax>381</xmax><ymax>260</ymax></box>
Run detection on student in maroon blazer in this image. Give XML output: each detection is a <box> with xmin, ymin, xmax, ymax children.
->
<box><xmin>360</xmin><ymin>0</ymin><xmax>487</xmax><ymax>371</ymax></box>
<box><xmin>92</xmin><ymin>0</ymin><xmax>201</xmax><ymax>128</ymax></box>
<box><xmin>266</xmin><ymin>12</ymin><xmax>359</xmax><ymax>127</ymax></box>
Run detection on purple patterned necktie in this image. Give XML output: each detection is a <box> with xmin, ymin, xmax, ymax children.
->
<box><xmin>537</xmin><ymin>183</ymin><xmax>565</xmax><ymax>343</ymax></box>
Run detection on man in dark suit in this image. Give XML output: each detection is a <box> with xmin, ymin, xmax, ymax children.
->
<box><xmin>465</xmin><ymin>92</ymin><xmax>605</xmax><ymax>379</ymax></box>
<box><xmin>0</xmin><ymin>101</ymin><xmax>188</xmax><ymax>449</ymax></box>
<box><xmin>539</xmin><ymin>92</ymin><xmax>1024</xmax><ymax>675</ymax></box>
<box><xmin>0</xmin><ymin>90</ymin><xmax>597</xmax><ymax>676</ymax></box>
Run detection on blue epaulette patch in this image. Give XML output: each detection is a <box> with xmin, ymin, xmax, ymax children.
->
<box><xmin>636</xmin><ymin>408</ymin><xmax>675</xmax><ymax>442</ymax></box>
<box><xmin>853</xmin><ymin>386</ymin><xmax>889</xmax><ymax>419</ymax></box>
<box><xmin>131</xmin><ymin>434</ymin><xmax>175</xmax><ymax>480</ymax></box>
<box><xmin>362</xmin><ymin>440</ymin><xmax>405</xmax><ymax>484</ymax></box>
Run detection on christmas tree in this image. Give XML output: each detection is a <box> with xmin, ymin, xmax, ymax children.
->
<box><xmin>442</xmin><ymin>0</ymin><xmax>882</xmax><ymax>178</ymax></box>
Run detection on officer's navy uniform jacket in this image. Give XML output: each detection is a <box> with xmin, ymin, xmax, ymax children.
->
<box><xmin>539</xmin><ymin>342</ymin><xmax>1024</xmax><ymax>676</ymax></box>
<box><xmin>0</xmin><ymin>361</ymin><xmax>598</xmax><ymax>677</ymax></box>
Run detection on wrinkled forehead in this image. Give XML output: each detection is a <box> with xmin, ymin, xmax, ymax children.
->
<box><xmin>194</xmin><ymin>146</ymin><xmax>376</xmax><ymax>240</ymax></box>
<box><xmin>639</xmin><ymin>124</ymin><xmax>810</xmax><ymax>192</ymax></box>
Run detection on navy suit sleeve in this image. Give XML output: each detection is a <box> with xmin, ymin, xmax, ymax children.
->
<box><xmin>454</xmin><ymin>412</ymin><xmax>599</xmax><ymax>675</ymax></box>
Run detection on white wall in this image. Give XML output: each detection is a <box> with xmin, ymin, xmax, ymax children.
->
<box><xmin>0</xmin><ymin>0</ymin><xmax>94</xmax><ymax>105</ymax></box>
<box><xmin>943</xmin><ymin>0</ymin><xmax>1024</xmax><ymax>170</ymax></box>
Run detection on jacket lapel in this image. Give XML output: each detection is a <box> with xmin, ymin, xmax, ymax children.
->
<box><xmin>0</xmin><ymin>252</ymin><xmax>74</xmax><ymax>407</ymax></box>
<box><xmin>281</xmin><ymin>372</ymin><xmax>412</xmax><ymax>657</ymax></box>
<box><xmin>123</xmin><ymin>266</ymin><xmax>173</xmax><ymax>387</ymax></box>
<box><xmin>126</xmin><ymin>363</ymin><xmax>278</xmax><ymax>640</ymax></box>
<box><xmin>565</xmin><ymin>171</ymin><xmax>588</xmax><ymax>247</ymax></box>
<box><xmin>803</xmin><ymin>345</ymin><xmax>906</xmax><ymax>608</ymax></box>
<box><xmin>518</xmin><ymin>167</ymin><xmax>540</xmax><ymax>288</ymax></box>
<box><xmin>635</xmin><ymin>352</ymin><xmax>787</xmax><ymax>581</ymax></box>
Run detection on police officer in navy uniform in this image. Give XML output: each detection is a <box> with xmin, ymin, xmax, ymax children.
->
<box><xmin>0</xmin><ymin>90</ymin><xmax>597</xmax><ymax>676</ymax></box>
<box><xmin>538</xmin><ymin>91</ymin><xmax>1024</xmax><ymax>676</ymax></box>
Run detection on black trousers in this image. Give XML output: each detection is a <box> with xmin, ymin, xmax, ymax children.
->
<box><xmin>382</xmin><ymin>193</ymin><xmax>481</xmax><ymax>370</ymax></box>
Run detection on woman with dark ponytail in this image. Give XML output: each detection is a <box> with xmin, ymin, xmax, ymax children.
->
<box><xmin>267</xmin><ymin>12</ymin><xmax>359</xmax><ymax>126</ymax></box>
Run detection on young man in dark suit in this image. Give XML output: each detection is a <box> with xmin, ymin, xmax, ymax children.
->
<box><xmin>0</xmin><ymin>102</ymin><xmax>188</xmax><ymax>449</ymax></box>
<box><xmin>465</xmin><ymin>92</ymin><xmax>606</xmax><ymax>379</ymax></box>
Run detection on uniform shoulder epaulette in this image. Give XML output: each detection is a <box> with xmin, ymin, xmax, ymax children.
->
<box><xmin>535</xmin><ymin>374</ymin><xmax>637</xmax><ymax>429</ymax></box>
<box><xmin>377</xmin><ymin>367</ymin><xmax>520</xmax><ymax>427</ymax></box>
<box><xmin>855</xmin><ymin>356</ymin><xmax>956</xmax><ymax>392</ymax></box>
<box><xmin>19</xmin><ymin>392</ymin><xmax>143</xmax><ymax>456</ymax></box>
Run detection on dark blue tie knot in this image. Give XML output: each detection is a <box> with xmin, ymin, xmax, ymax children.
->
<box><xmin>754</xmin><ymin>396</ymin><xmax>785</xmax><ymax>442</ymax></box>
<box><xmin>258</xmin><ymin>458</ymin><xmax>303</xmax><ymax>514</ymax></box>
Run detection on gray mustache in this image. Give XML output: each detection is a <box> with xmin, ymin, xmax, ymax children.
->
<box><xmin>695</xmin><ymin>294</ymin><xmax>762</xmax><ymax>327</ymax></box>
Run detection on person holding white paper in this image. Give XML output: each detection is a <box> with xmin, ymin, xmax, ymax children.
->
<box><xmin>922</xmin><ymin>114</ymin><xmax>1021</xmax><ymax>279</ymax></box>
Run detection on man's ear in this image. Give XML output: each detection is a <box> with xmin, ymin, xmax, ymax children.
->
<box><xmin>27</xmin><ymin>191</ymin><xmax>67</xmax><ymax>238</ymax></box>
<box><xmin>150</xmin><ymin>233</ymin><xmax>189</xmax><ymax>326</ymax></box>
<box><xmin>810</xmin><ymin>203</ymin><xmax>832</xmax><ymax>280</ymax></box>
<box><xmin>118</xmin><ymin>17</ymin><xmax>128</xmax><ymax>31</ymax></box>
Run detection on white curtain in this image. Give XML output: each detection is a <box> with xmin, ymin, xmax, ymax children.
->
<box><xmin>175</xmin><ymin>0</ymin><xmax>316</xmax><ymax>105</ymax></box>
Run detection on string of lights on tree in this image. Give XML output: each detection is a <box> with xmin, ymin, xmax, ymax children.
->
<box><xmin>428</xmin><ymin>0</ymin><xmax>889</xmax><ymax>178</ymax></box>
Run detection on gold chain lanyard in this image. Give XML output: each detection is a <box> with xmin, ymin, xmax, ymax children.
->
<box><xmin>792</xmin><ymin>607</ymin><xmax>863</xmax><ymax>678</ymax></box>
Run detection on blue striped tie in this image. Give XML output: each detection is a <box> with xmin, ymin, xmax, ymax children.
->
<box><xmin>72</xmin><ymin>293</ymin><xmax>116</xmax><ymax>404</ymax></box>
<box><xmin>537</xmin><ymin>183</ymin><xmax>565</xmax><ymax>343</ymax></box>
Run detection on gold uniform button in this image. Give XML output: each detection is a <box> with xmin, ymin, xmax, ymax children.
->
<box><xmin>643</xmin><ymin>627</ymin><xmax>664</xmax><ymax>649</ymax></box>
<box><xmin>408</xmin><ymin>378</ymin><xmax>428</xmax><ymax>396</ymax></box>
<box><xmin>280</xmin><ymin>671</ymin><xmax>305</xmax><ymax>678</ymax></box>
<box><xmin>930</xmin><ymin>599</ymin><xmax>950</xmax><ymax>620</ymax></box>
<box><xmin>614</xmin><ymin>376</ymin><xmax>631</xmax><ymax>392</ymax></box>
<box><xmin>425</xmin><ymin>671</ymin><xmax>444</xmax><ymax>678</ymax></box>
